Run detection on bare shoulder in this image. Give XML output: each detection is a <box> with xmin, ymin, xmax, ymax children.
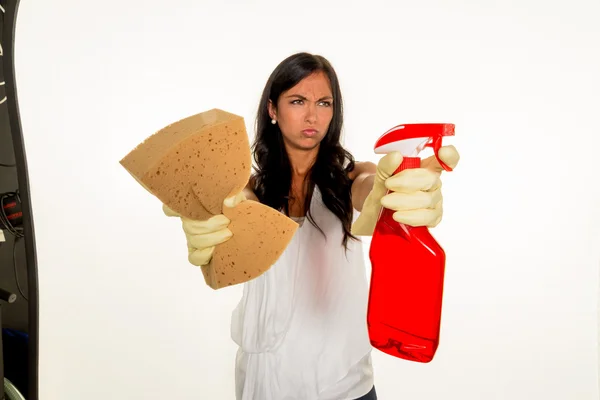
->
<box><xmin>347</xmin><ymin>161</ymin><xmax>377</xmax><ymax>181</ymax></box>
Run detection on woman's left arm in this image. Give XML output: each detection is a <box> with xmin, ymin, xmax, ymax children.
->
<box><xmin>349</xmin><ymin>162</ymin><xmax>377</xmax><ymax>212</ymax></box>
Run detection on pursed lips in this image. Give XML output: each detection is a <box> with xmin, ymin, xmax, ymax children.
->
<box><xmin>302</xmin><ymin>129</ymin><xmax>318</xmax><ymax>136</ymax></box>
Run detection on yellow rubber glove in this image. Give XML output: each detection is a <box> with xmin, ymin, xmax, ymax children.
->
<box><xmin>163</xmin><ymin>192</ymin><xmax>247</xmax><ymax>266</ymax></box>
<box><xmin>351</xmin><ymin>145</ymin><xmax>460</xmax><ymax>236</ymax></box>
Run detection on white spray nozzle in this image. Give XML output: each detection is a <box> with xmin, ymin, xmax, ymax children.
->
<box><xmin>374</xmin><ymin>137</ymin><xmax>430</xmax><ymax>157</ymax></box>
<box><xmin>374</xmin><ymin>123</ymin><xmax>456</xmax><ymax>170</ymax></box>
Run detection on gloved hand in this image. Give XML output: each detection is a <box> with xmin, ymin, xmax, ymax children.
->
<box><xmin>163</xmin><ymin>191</ymin><xmax>247</xmax><ymax>266</ymax></box>
<box><xmin>351</xmin><ymin>145</ymin><xmax>460</xmax><ymax>235</ymax></box>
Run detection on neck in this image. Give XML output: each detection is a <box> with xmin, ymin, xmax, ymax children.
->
<box><xmin>287</xmin><ymin>146</ymin><xmax>319</xmax><ymax>179</ymax></box>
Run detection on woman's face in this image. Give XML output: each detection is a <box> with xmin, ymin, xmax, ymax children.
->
<box><xmin>268</xmin><ymin>71</ymin><xmax>334</xmax><ymax>152</ymax></box>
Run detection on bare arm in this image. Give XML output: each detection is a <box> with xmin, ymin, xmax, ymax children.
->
<box><xmin>349</xmin><ymin>162</ymin><xmax>377</xmax><ymax>212</ymax></box>
<box><xmin>243</xmin><ymin>175</ymin><xmax>259</xmax><ymax>202</ymax></box>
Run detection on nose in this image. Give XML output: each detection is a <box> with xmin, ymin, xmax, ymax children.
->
<box><xmin>305</xmin><ymin>102</ymin><xmax>317</xmax><ymax>124</ymax></box>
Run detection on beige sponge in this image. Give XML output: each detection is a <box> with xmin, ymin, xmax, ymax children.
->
<box><xmin>120</xmin><ymin>108</ymin><xmax>298</xmax><ymax>289</ymax></box>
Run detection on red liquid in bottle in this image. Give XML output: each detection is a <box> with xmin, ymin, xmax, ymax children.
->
<box><xmin>367</xmin><ymin>156</ymin><xmax>446</xmax><ymax>363</ymax></box>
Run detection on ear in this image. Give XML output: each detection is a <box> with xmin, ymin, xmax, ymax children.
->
<box><xmin>268</xmin><ymin>100</ymin><xmax>277</xmax><ymax>120</ymax></box>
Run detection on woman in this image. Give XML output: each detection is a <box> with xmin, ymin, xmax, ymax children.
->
<box><xmin>167</xmin><ymin>52</ymin><xmax>460</xmax><ymax>400</ymax></box>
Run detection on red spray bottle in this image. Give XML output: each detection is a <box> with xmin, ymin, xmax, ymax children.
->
<box><xmin>367</xmin><ymin>123</ymin><xmax>455</xmax><ymax>363</ymax></box>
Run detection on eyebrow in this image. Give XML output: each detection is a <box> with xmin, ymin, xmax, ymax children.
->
<box><xmin>285</xmin><ymin>94</ymin><xmax>333</xmax><ymax>101</ymax></box>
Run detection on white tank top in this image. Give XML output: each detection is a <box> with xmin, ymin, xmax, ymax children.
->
<box><xmin>230</xmin><ymin>185</ymin><xmax>374</xmax><ymax>400</ymax></box>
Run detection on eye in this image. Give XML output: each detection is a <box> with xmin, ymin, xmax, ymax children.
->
<box><xmin>291</xmin><ymin>99</ymin><xmax>303</xmax><ymax>105</ymax></box>
<box><xmin>319</xmin><ymin>101</ymin><xmax>332</xmax><ymax>107</ymax></box>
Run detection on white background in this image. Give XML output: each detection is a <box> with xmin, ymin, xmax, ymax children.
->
<box><xmin>13</xmin><ymin>0</ymin><xmax>600</xmax><ymax>398</ymax></box>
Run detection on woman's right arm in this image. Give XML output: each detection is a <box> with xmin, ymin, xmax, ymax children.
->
<box><xmin>243</xmin><ymin>175</ymin><xmax>259</xmax><ymax>202</ymax></box>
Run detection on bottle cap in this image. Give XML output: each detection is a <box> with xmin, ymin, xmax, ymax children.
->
<box><xmin>374</xmin><ymin>123</ymin><xmax>455</xmax><ymax>171</ymax></box>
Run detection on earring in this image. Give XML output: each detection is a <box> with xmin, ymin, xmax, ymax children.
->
<box><xmin>271</xmin><ymin>119</ymin><xmax>276</xmax><ymax>125</ymax></box>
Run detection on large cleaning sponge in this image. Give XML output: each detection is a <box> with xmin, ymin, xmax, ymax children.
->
<box><xmin>120</xmin><ymin>108</ymin><xmax>298</xmax><ymax>289</ymax></box>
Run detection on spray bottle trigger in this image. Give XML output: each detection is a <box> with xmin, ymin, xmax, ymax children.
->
<box><xmin>425</xmin><ymin>136</ymin><xmax>453</xmax><ymax>172</ymax></box>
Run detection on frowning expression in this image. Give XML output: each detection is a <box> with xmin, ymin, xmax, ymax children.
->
<box><xmin>268</xmin><ymin>71</ymin><xmax>334</xmax><ymax>152</ymax></box>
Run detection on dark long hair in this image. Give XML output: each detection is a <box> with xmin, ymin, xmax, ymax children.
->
<box><xmin>250</xmin><ymin>52</ymin><xmax>358</xmax><ymax>249</ymax></box>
